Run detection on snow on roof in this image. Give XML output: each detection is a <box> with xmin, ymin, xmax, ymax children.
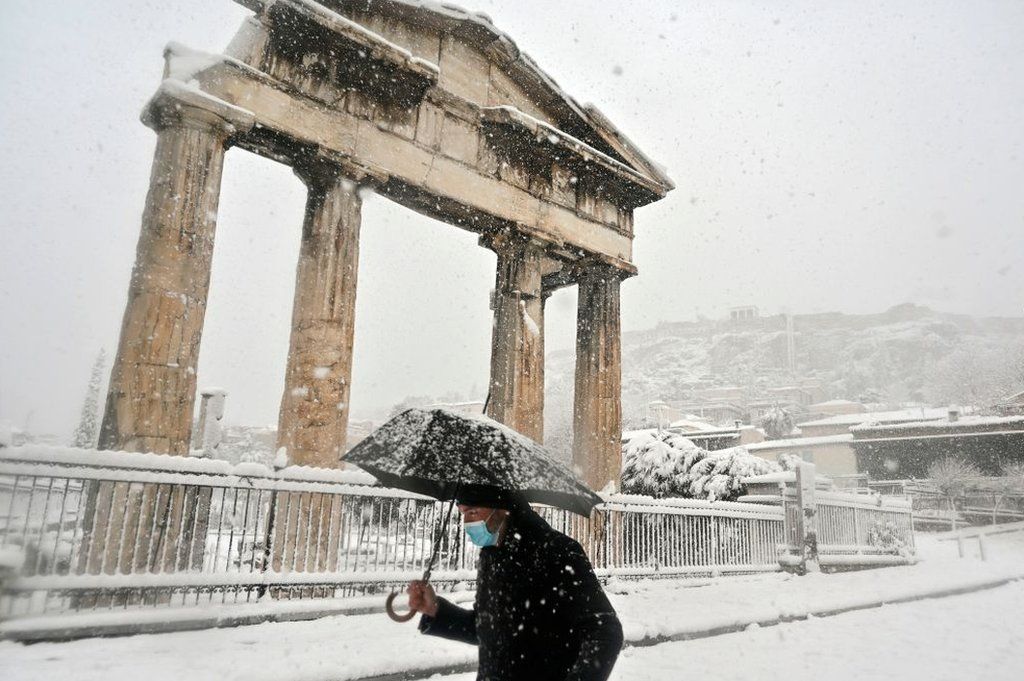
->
<box><xmin>799</xmin><ymin>407</ymin><xmax>955</xmax><ymax>428</ymax></box>
<box><xmin>481</xmin><ymin>105</ymin><xmax>661</xmax><ymax>194</ymax></box>
<box><xmin>815</xmin><ymin>399</ymin><xmax>860</xmax><ymax>406</ymax></box>
<box><xmin>278</xmin><ymin>0</ymin><xmax>441</xmax><ymax>74</ymax></box>
<box><xmin>742</xmin><ymin>471</ymin><xmax>798</xmax><ymax>483</ymax></box>
<box><xmin>289</xmin><ymin>0</ymin><xmax>673</xmax><ymax>193</ymax></box>
<box><xmin>850</xmin><ymin>415</ymin><xmax>1024</xmax><ymax>432</ymax></box>
<box><xmin>667</xmin><ymin>419</ymin><xmax>723</xmax><ymax>433</ymax></box>
<box><xmin>746</xmin><ymin>434</ymin><xmax>855</xmax><ymax>451</ymax></box>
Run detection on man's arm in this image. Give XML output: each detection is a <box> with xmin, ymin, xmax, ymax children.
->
<box><xmin>418</xmin><ymin>597</ymin><xmax>478</xmax><ymax>645</ymax></box>
<box><xmin>557</xmin><ymin>543</ymin><xmax>624</xmax><ymax>681</ymax></box>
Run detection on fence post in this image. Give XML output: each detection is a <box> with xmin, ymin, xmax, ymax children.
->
<box><xmin>710</xmin><ymin>515</ymin><xmax>720</xmax><ymax>575</ymax></box>
<box><xmin>795</xmin><ymin>462</ymin><xmax>820</xmax><ymax>573</ymax></box>
<box><xmin>852</xmin><ymin>507</ymin><xmax>861</xmax><ymax>547</ymax></box>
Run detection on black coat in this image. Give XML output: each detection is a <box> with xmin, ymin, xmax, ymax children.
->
<box><xmin>419</xmin><ymin>507</ymin><xmax>623</xmax><ymax>681</ymax></box>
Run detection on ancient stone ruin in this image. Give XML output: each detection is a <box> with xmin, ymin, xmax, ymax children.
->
<box><xmin>99</xmin><ymin>0</ymin><xmax>672</xmax><ymax>491</ymax></box>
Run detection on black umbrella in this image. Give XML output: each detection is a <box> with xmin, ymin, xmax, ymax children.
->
<box><xmin>344</xmin><ymin>407</ymin><xmax>602</xmax><ymax>516</ymax></box>
<box><xmin>343</xmin><ymin>407</ymin><xmax>602</xmax><ymax>622</ymax></box>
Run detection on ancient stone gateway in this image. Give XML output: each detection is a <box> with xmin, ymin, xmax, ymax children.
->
<box><xmin>99</xmin><ymin>0</ymin><xmax>672</xmax><ymax>491</ymax></box>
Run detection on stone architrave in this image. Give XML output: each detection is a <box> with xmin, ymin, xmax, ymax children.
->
<box><xmin>276</xmin><ymin>160</ymin><xmax>363</xmax><ymax>468</ymax></box>
<box><xmin>99</xmin><ymin>84</ymin><xmax>254</xmax><ymax>455</ymax></box>
<box><xmin>485</xmin><ymin>233</ymin><xmax>546</xmax><ymax>442</ymax></box>
<box><xmin>572</xmin><ymin>265</ymin><xmax>625</xmax><ymax>492</ymax></box>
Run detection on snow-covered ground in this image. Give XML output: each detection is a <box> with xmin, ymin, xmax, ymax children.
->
<box><xmin>2</xmin><ymin>531</ymin><xmax>1022</xmax><ymax>681</ymax></box>
<box><xmin>613</xmin><ymin>582</ymin><xmax>1024</xmax><ymax>681</ymax></box>
<box><xmin>440</xmin><ymin>580</ymin><xmax>1024</xmax><ymax>681</ymax></box>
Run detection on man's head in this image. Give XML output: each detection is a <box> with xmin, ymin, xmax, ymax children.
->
<box><xmin>457</xmin><ymin>504</ymin><xmax>508</xmax><ymax>532</ymax></box>
<box><xmin>458</xmin><ymin>504</ymin><xmax>509</xmax><ymax>547</ymax></box>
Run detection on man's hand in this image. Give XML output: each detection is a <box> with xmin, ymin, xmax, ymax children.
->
<box><xmin>407</xmin><ymin>580</ymin><xmax>439</xmax><ymax>617</ymax></box>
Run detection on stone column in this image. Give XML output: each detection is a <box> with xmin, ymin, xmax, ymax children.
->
<box><xmin>276</xmin><ymin>160</ymin><xmax>362</xmax><ymax>468</ymax></box>
<box><xmin>485</xmin><ymin>233</ymin><xmax>546</xmax><ymax>442</ymax></box>
<box><xmin>195</xmin><ymin>388</ymin><xmax>228</xmax><ymax>456</ymax></box>
<box><xmin>100</xmin><ymin>83</ymin><xmax>253</xmax><ymax>455</ymax></box>
<box><xmin>572</xmin><ymin>265</ymin><xmax>626</xmax><ymax>492</ymax></box>
<box><xmin>81</xmin><ymin>85</ymin><xmax>251</xmax><ymax>598</ymax></box>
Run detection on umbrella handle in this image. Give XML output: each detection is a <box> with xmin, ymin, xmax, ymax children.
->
<box><xmin>385</xmin><ymin>591</ymin><xmax>416</xmax><ymax>623</ymax></box>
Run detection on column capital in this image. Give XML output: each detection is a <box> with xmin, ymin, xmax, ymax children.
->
<box><xmin>575</xmin><ymin>257</ymin><xmax>637</xmax><ymax>283</ymax></box>
<box><xmin>141</xmin><ymin>80</ymin><xmax>256</xmax><ymax>137</ymax></box>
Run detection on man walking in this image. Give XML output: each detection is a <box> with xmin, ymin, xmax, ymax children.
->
<box><xmin>407</xmin><ymin>491</ymin><xmax>623</xmax><ymax>681</ymax></box>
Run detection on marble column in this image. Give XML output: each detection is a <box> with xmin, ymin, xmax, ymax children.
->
<box><xmin>276</xmin><ymin>160</ymin><xmax>362</xmax><ymax>468</ymax></box>
<box><xmin>100</xmin><ymin>85</ymin><xmax>252</xmax><ymax>455</ymax></box>
<box><xmin>84</xmin><ymin>86</ymin><xmax>251</xmax><ymax>589</ymax></box>
<box><xmin>485</xmin><ymin>233</ymin><xmax>546</xmax><ymax>442</ymax></box>
<box><xmin>572</xmin><ymin>265</ymin><xmax>625</xmax><ymax>492</ymax></box>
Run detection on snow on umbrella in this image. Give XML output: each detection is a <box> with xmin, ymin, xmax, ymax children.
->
<box><xmin>344</xmin><ymin>407</ymin><xmax>602</xmax><ymax>622</ymax></box>
<box><xmin>344</xmin><ymin>407</ymin><xmax>602</xmax><ymax>516</ymax></box>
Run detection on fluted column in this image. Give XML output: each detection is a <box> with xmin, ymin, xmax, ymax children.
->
<box><xmin>99</xmin><ymin>84</ymin><xmax>253</xmax><ymax>455</ymax></box>
<box><xmin>572</xmin><ymin>265</ymin><xmax>626</xmax><ymax>492</ymax></box>
<box><xmin>485</xmin><ymin>233</ymin><xmax>546</xmax><ymax>442</ymax></box>
<box><xmin>276</xmin><ymin>160</ymin><xmax>362</xmax><ymax>468</ymax></box>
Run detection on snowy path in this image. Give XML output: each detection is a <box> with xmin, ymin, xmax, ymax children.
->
<box><xmin>616</xmin><ymin>581</ymin><xmax>1024</xmax><ymax>681</ymax></box>
<box><xmin>437</xmin><ymin>581</ymin><xmax>1024</xmax><ymax>681</ymax></box>
<box><xmin>2</xmin><ymin>532</ymin><xmax>1022</xmax><ymax>681</ymax></box>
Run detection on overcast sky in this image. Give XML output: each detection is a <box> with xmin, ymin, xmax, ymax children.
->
<box><xmin>1</xmin><ymin>0</ymin><xmax>1022</xmax><ymax>437</ymax></box>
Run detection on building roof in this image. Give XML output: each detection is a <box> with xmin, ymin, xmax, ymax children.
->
<box><xmin>798</xmin><ymin>407</ymin><xmax>954</xmax><ymax>429</ymax></box>
<box><xmin>808</xmin><ymin>399</ymin><xmax>863</xmax><ymax>409</ymax></box>
<box><xmin>850</xmin><ymin>415</ymin><xmax>1024</xmax><ymax>433</ymax></box>
<box><xmin>746</xmin><ymin>434</ymin><xmax>854</xmax><ymax>451</ymax></box>
<box><xmin>668</xmin><ymin>418</ymin><xmax>723</xmax><ymax>433</ymax></box>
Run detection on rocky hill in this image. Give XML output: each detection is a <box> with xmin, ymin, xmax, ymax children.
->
<box><xmin>544</xmin><ymin>304</ymin><xmax>1024</xmax><ymax>429</ymax></box>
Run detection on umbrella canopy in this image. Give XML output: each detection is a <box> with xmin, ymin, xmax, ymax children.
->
<box><xmin>344</xmin><ymin>408</ymin><xmax>602</xmax><ymax>516</ymax></box>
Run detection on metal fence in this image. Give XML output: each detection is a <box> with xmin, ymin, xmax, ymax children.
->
<box><xmin>868</xmin><ymin>479</ymin><xmax>1024</xmax><ymax>528</ymax></box>
<box><xmin>0</xmin><ymin>446</ymin><xmax>785</xmax><ymax>622</ymax></box>
<box><xmin>781</xmin><ymin>487</ymin><xmax>915</xmax><ymax>567</ymax></box>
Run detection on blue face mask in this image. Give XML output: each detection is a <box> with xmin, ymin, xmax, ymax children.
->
<box><xmin>464</xmin><ymin>514</ymin><xmax>499</xmax><ymax>547</ymax></box>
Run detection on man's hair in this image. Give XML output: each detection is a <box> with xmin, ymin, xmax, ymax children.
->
<box><xmin>455</xmin><ymin>484</ymin><xmax>525</xmax><ymax>511</ymax></box>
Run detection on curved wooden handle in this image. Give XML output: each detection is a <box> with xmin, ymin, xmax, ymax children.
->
<box><xmin>385</xmin><ymin>591</ymin><xmax>416</xmax><ymax>623</ymax></box>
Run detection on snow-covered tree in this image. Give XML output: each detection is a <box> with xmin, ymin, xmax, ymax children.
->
<box><xmin>71</xmin><ymin>349</ymin><xmax>106</xmax><ymax>448</ymax></box>
<box><xmin>759</xmin><ymin>405</ymin><xmax>794</xmax><ymax>440</ymax></box>
<box><xmin>927</xmin><ymin>457</ymin><xmax>980</xmax><ymax>530</ymax></box>
<box><xmin>777</xmin><ymin>452</ymin><xmax>804</xmax><ymax>471</ymax></box>
<box><xmin>621</xmin><ymin>432</ymin><xmax>780</xmax><ymax>502</ymax></box>
<box><xmin>680</xmin><ymin>447</ymin><xmax>780</xmax><ymax>501</ymax></box>
<box><xmin>620</xmin><ymin>431</ymin><xmax>702</xmax><ymax>498</ymax></box>
<box><xmin>990</xmin><ymin>462</ymin><xmax>1024</xmax><ymax>525</ymax></box>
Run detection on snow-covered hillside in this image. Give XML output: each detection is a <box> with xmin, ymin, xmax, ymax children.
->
<box><xmin>546</xmin><ymin>304</ymin><xmax>1024</xmax><ymax>429</ymax></box>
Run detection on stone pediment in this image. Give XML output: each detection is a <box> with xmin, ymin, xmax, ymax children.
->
<box><xmin>235</xmin><ymin>0</ymin><xmax>673</xmax><ymax>199</ymax></box>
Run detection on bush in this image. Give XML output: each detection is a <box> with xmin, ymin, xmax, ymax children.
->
<box><xmin>621</xmin><ymin>431</ymin><xmax>780</xmax><ymax>502</ymax></box>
